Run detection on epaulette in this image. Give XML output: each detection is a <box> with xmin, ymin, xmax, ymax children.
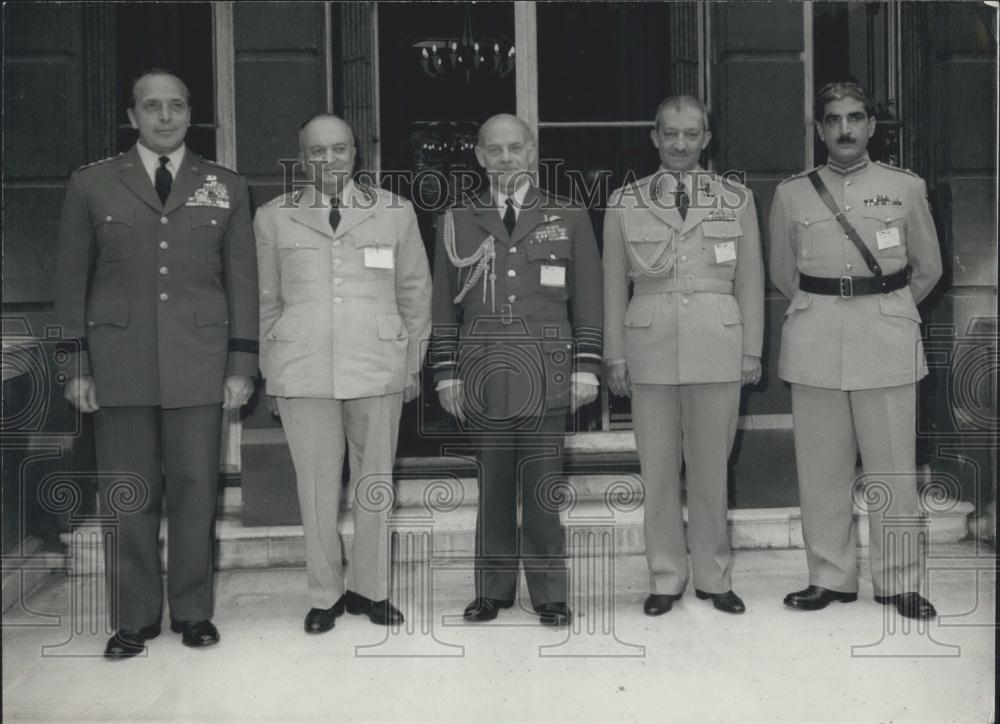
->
<box><xmin>540</xmin><ymin>188</ymin><xmax>581</xmax><ymax>211</ymax></box>
<box><xmin>778</xmin><ymin>166</ymin><xmax>821</xmax><ymax>185</ymax></box>
<box><xmin>75</xmin><ymin>153</ymin><xmax>123</xmax><ymax>172</ymax></box>
<box><xmin>875</xmin><ymin>161</ymin><xmax>920</xmax><ymax>178</ymax></box>
<box><xmin>201</xmin><ymin>158</ymin><xmax>239</xmax><ymax>175</ymax></box>
<box><xmin>262</xmin><ymin>190</ymin><xmax>299</xmax><ymax>209</ymax></box>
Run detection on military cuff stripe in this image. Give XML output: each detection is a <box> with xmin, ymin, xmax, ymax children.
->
<box><xmin>229</xmin><ymin>338</ymin><xmax>259</xmax><ymax>354</ymax></box>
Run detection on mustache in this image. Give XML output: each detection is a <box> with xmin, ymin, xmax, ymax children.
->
<box><xmin>836</xmin><ymin>135</ymin><xmax>855</xmax><ymax>144</ymax></box>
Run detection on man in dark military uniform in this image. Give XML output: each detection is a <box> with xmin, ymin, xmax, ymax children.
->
<box><xmin>769</xmin><ymin>81</ymin><xmax>942</xmax><ymax>619</ymax></box>
<box><xmin>55</xmin><ymin>70</ymin><xmax>259</xmax><ymax>657</ymax></box>
<box><xmin>431</xmin><ymin>114</ymin><xmax>603</xmax><ymax>627</ymax></box>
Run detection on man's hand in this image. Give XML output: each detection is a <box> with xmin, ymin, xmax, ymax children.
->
<box><xmin>64</xmin><ymin>375</ymin><xmax>99</xmax><ymax>413</ymax></box>
<box><xmin>222</xmin><ymin>375</ymin><xmax>254</xmax><ymax>409</ymax></box>
<box><xmin>570</xmin><ymin>380</ymin><xmax>599</xmax><ymax>413</ymax></box>
<box><xmin>403</xmin><ymin>373</ymin><xmax>421</xmax><ymax>403</ymax></box>
<box><xmin>438</xmin><ymin>383</ymin><xmax>465</xmax><ymax>422</ymax></box>
<box><xmin>741</xmin><ymin>355</ymin><xmax>762</xmax><ymax>386</ymax></box>
<box><xmin>266</xmin><ymin>395</ymin><xmax>281</xmax><ymax>418</ymax></box>
<box><xmin>607</xmin><ymin>361</ymin><xmax>631</xmax><ymax>398</ymax></box>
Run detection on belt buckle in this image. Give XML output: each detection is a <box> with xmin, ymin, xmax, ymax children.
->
<box><xmin>500</xmin><ymin>304</ymin><xmax>513</xmax><ymax>325</ymax></box>
<box><xmin>839</xmin><ymin>275</ymin><xmax>854</xmax><ymax>299</ymax></box>
<box><xmin>680</xmin><ymin>275</ymin><xmax>695</xmax><ymax>295</ymax></box>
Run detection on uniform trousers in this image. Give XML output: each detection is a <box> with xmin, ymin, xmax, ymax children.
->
<box><xmin>94</xmin><ymin>404</ymin><xmax>222</xmax><ymax>630</ymax></box>
<box><xmin>790</xmin><ymin>382</ymin><xmax>924</xmax><ymax>596</ymax></box>
<box><xmin>473</xmin><ymin>413</ymin><xmax>568</xmax><ymax>608</ymax></box>
<box><xmin>277</xmin><ymin>394</ymin><xmax>401</xmax><ymax>607</ymax></box>
<box><xmin>631</xmin><ymin>381</ymin><xmax>741</xmax><ymax>595</ymax></box>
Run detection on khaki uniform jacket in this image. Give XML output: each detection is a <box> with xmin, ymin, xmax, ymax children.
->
<box><xmin>54</xmin><ymin>145</ymin><xmax>259</xmax><ymax>408</ymax></box>
<box><xmin>430</xmin><ymin>186</ymin><xmax>603</xmax><ymax>418</ymax></box>
<box><xmin>769</xmin><ymin>160</ymin><xmax>943</xmax><ymax>390</ymax></box>
<box><xmin>603</xmin><ymin>171</ymin><xmax>764</xmax><ymax>384</ymax></box>
<box><xmin>255</xmin><ymin>183</ymin><xmax>432</xmax><ymax>399</ymax></box>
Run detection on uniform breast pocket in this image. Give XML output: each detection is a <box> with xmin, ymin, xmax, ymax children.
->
<box><xmin>526</xmin><ymin>240</ymin><xmax>571</xmax><ymax>295</ymax></box>
<box><xmin>702</xmin><ymin>220</ymin><xmax>741</xmax><ymax>266</ymax></box>
<box><xmin>189</xmin><ymin>208</ymin><xmax>228</xmax><ymax>262</ymax></box>
<box><xmin>350</xmin><ymin>224</ymin><xmax>397</xmax><ymax>280</ymax></box>
<box><xmin>93</xmin><ymin>206</ymin><xmax>135</xmax><ymax>262</ymax></box>
<box><xmin>793</xmin><ymin>212</ymin><xmax>838</xmax><ymax>259</ymax></box>
<box><xmin>861</xmin><ymin>207</ymin><xmax>907</xmax><ymax>258</ymax></box>
<box><xmin>278</xmin><ymin>237</ymin><xmax>323</xmax><ymax>282</ymax></box>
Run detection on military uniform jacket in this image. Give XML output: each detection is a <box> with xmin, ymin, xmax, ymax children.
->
<box><xmin>54</xmin><ymin>145</ymin><xmax>259</xmax><ymax>408</ymax></box>
<box><xmin>769</xmin><ymin>158</ymin><xmax>943</xmax><ymax>390</ymax></box>
<box><xmin>603</xmin><ymin>170</ymin><xmax>764</xmax><ymax>384</ymax></box>
<box><xmin>256</xmin><ymin>183</ymin><xmax>432</xmax><ymax>399</ymax></box>
<box><xmin>430</xmin><ymin>186</ymin><xmax>603</xmax><ymax>418</ymax></box>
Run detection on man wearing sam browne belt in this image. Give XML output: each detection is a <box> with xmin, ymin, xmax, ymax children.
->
<box><xmin>430</xmin><ymin>114</ymin><xmax>603</xmax><ymax>627</ymax></box>
<box><xmin>603</xmin><ymin>95</ymin><xmax>764</xmax><ymax>617</ymax></box>
<box><xmin>769</xmin><ymin>81</ymin><xmax>942</xmax><ymax>619</ymax></box>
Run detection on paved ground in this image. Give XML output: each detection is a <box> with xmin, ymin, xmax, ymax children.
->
<box><xmin>2</xmin><ymin>543</ymin><xmax>995</xmax><ymax>723</ymax></box>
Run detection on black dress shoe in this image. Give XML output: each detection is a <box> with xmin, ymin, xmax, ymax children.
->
<box><xmin>783</xmin><ymin>585</ymin><xmax>857</xmax><ymax>611</ymax></box>
<box><xmin>535</xmin><ymin>602</ymin><xmax>571</xmax><ymax>627</ymax></box>
<box><xmin>875</xmin><ymin>592</ymin><xmax>937</xmax><ymax>620</ymax></box>
<box><xmin>304</xmin><ymin>596</ymin><xmax>347</xmax><ymax>634</ymax></box>
<box><xmin>104</xmin><ymin>623</ymin><xmax>161</xmax><ymax>660</ymax></box>
<box><xmin>643</xmin><ymin>593</ymin><xmax>682</xmax><ymax>616</ymax></box>
<box><xmin>695</xmin><ymin>589</ymin><xmax>746</xmax><ymax>614</ymax></box>
<box><xmin>170</xmin><ymin>619</ymin><xmax>220</xmax><ymax>647</ymax></box>
<box><xmin>462</xmin><ymin>597</ymin><xmax>514</xmax><ymax>622</ymax></box>
<box><xmin>344</xmin><ymin>590</ymin><xmax>404</xmax><ymax>625</ymax></box>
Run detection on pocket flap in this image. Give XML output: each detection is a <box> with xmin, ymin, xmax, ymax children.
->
<box><xmin>702</xmin><ymin>220</ymin><xmax>742</xmax><ymax>238</ymax></box>
<box><xmin>376</xmin><ymin>313</ymin><xmax>407</xmax><ymax>340</ymax></box>
<box><xmin>93</xmin><ymin>206</ymin><xmax>134</xmax><ymax>227</ymax></box>
<box><xmin>861</xmin><ymin>208</ymin><xmax>906</xmax><ymax>224</ymax></box>
<box><xmin>526</xmin><ymin>240</ymin><xmax>571</xmax><ymax>262</ymax></box>
<box><xmin>624</xmin><ymin>302</ymin><xmax>654</xmax><ymax>328</ymax></box>
<box><xmin>878</xmin><ymin>294</ymin><xmax>921</xmax><ymax>323</ymax></box>
<box><xmin>277</xmin><ymin>235</ymin><xmax>321</xmax><ymax>250</ymax></box>
<box><xmin>784</xmin><ymin>291</ymin><xmax>813</xmax><ymax>316</ymax></box>
<box><xmin>190</xmin><ymin>208</ymin><xmax>226</xmax><ymax>229</ymax></box>
<box><xmin>793</xmin><ymin>213</ymin><xmax>835</xmax><ymax>228</ymax></box>
<box><xmin>195</xmin><ymin>300</ymin><xmax>229</xmax><ymax>327</ymax></box>
<box><xmin>717</xmin><ymin>296</ymin><xmax>743</xmax><ymax>326</ymax></box>
<box><xmin>87</xmin><ymin>298</ymin><xmax>129</xmax><ymax>328</ymax></box>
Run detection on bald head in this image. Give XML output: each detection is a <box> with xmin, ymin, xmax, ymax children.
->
<box><xmin>299</xmin><ymin>114</ymin><xmax>355</xmax><ymax>154</ymax></box>
<box><xmin>298</xmin><ymin>114</ymin><xmax>356</xmax><ymax>196</ymax></box>
<box><xmin>475</xmin><ymin>114</ymin><xmax>536</xmax><ymax>195</ymax></box>
<box><xmin>477</xmin><ymin>113</ymin><xmax>534</xmax><ymax>147</ymax></box>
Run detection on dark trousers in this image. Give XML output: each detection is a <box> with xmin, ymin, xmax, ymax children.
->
<box><xmin>474</xmin><ymin>413</ymin><xmax>568</xmax><ymax>608</ymax></box>
<box><xmin>94</xmin><ymin>404</ymin><xmax>222</xmax><ymax>630</ymax></box>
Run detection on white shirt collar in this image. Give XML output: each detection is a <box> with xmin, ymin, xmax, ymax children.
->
<box><xmin>314</xmin><ymin>179</ymin><xmax>355</xmax><ymax>207</ymax></box>
<box><xmin>135</xmin><ymin>142</ymin><xmax>187</xmax><ymax>185</ymax></box>
<box><xmin>493</xmin><ymin>179</ymin><xmax>532</xmax><ymax>218</ymax></box>
<box><xmin>656</xmin><ymin>166</ymin><xmax>701</xmax><ymax>192</ymax></box>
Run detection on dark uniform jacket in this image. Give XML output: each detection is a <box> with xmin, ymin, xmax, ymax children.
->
<box><xmin>54</xmin><ymin>145</ymin><xmax>259</xmax><ymax>408</ymax></box>
<box><xmin>430</xmin><ymin>185</ymin><xmax>603</xmax><ymax>419</ymax></box>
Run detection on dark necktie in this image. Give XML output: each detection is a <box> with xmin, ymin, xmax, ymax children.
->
<box><xmin>155</xmin><ymin>156</ymin><xmax>172</xmax><ymax>205</ymax></box>
<box><xmin>329</xmin><ymin>198</ymin><xmax>341</xmax><ymax>233</ymax></box>
<box><xmin>676</xmin><ymin>181</ymin><xmax>689</xmax><ymax>221</ymax></box>
<box><xmin>503</xmin><ymin>198</ymin><xmax>516</xmax><ymax>236</ymax></box>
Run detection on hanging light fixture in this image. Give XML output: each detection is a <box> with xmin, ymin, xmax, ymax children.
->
<box><xmin>415</xmin><ymin>2</ymin><xmax>515</xmax><ymax>82</ymax></box>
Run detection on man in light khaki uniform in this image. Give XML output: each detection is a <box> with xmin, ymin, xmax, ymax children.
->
<box><xmin>255</xmin><ymin>114</ymin><xmax>432</xmax><ymax>633</ymax></box>
<box><xmin>770</xmin><ymin>82</ymin><xmax>941</xmax><ymax>619</ymax></box>
<box><xmin>604</xmin><ymin>96</ymin><xmax>764</xmax><ymax>616</ymax></box>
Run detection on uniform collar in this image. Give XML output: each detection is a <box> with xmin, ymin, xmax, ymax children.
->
<box><xmin>493</xmin><ymin>179</ymin><xmax>532</xmax><ymax>212</ymax></box>
<box><xmin>827</xmin><ymin>154</ymin><xmax>870</xmax><ymax>177</ymax></box>
<box><xmin>651</xmin><ymin>166</ymin><xmax>702</xmax><ymax>199</ymax></box>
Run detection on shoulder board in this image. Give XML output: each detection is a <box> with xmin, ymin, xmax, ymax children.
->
<box><xmin>875</xmin><ymin>161</ymin><xmax>920</xmax><ymax>179</ymax></box>
<box><xmin>261</xmin><ymin>191</ymin><xmax>298</xmax><ymax>209</ymax></box>
<box><xmin>711</xmin><ymin>171</ymin><xmax>747</xmax><ymax>191</ymax></box>
<box><xmin>75</xmin><ymin>153</ymin><xmax>124</xmax><ymax>172</ymax></box>
<box><xmin>200</xmin><ymin>158</ymin><xmax>239</xmax><ymax>175</ymax></box>
<box><xmin>539</xmin><ymin>189</ymin><xmax>580</xmax><ymax>210</ymax></box>
<box><xmin>778</xmin><ymin>166</ymin><xmax>821</xmax><ymax>185</ymax></box>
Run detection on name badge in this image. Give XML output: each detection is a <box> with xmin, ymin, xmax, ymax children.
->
<box><xmin>876</xmin><ymin>227</ymin><xmax>902</xmax><ymax>250</ymax></box>
<box><xmin>364</xmin><ymin>246</ymin><xmax>394</xmax><ymax>269</ymax></box>
<box><xmin>714</xmin><ymin>241</ymin><xmax>737</xmax><ymax>264</ymax></box>
<box><xmin>540</xmin><ymin>264</ymin><xmax>566</xmax><ymax>287</ymax></box>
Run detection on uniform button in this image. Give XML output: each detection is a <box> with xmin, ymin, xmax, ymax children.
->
<box><xmin>334</xmin><ymin>278</ymin><xmax>343</xmax><ymax>286</ymax></box>
<box><xmin>159</xmin><ymin>266</ymin><xmax>168</xmax><ymax>275</ymax></box>
<box><xmin>332</xmin><ymin>258</ymin><xmax>342</xmax><ymax>266</ymax></box>
<box><xmin>210</xmin><ymin>219</ymin><xmax>217</xmax><ymax>226</ymax></box>
<box><xmin>509</xmin><ymin>246</ymin><xmax>517</xmax><ymax>254</ymax></box>
<box><xmin>846</xmin><ymin>264</ymin><xmax>853</xmax><ymax>271</ymax></box>
<box><xmin>159</xmin><ymin>241</ymin><xmax>169</xmax><ymax>250</ymax></box>
<box><xmin>679</xmin><ymin>235</ymin><xmax>686</xmax><ymax>242</ymax></box>
<box><xmin>644</xmin><ymin>236</ymin><xmax>650</xmax><ymax>241</ymax></box>
<box><xmin>680</xmin><ymin>254</ymin><xmax>688</xmax><ymax>262</ymax></box>
<box><xmin>333</xmin><ymin>297</ymin><xmax>343</xmax><ymax>305</ymax></box>
<box><xmin>845</xmin><ymin>180</ymin><xmax>852</xmax><ymax>187</ymax></box>
<box><xmin>549</xmin><ymin>253</ymin><xmax>557</xmax><ymax>260</ymax></box>
<box><xmin>160</xmin><ymin>217</ymin><xmax>168</xmax><ymax>224</ymax></box>
<box><xmin>105</xmin><ymin>215</ymin><xmax>113</xmax><ymax>222</ymax></box>
<box><xmin>87</xmin><ymin>320</ymin><xmax>94</xmax><ymax>327</ymax></box>
<box><xmin>681</xmin><ymin>298</ymin><xmax>690</xmax><ymax>306</ymax></box>
<box><xmin>844</xmin><ymin>205</ymin><xmax>851</xmax><ymax>211</ymax></box>
<box><xmin>295</xmin><ymin>242</ymin><xmax>301</xmax><ymax>248</ymax></box>
<box><xmin>508</xmin><ymin>294</ymin><xmax>516</xmax><ymax>303</ymax></box>
<box><xmin>332</xmin><ymin>240</ymin><xmax>342</xmax><ymax>248</ymax></box>
<box><xmin>159</xmin><ymin>292</ymin><xmax>169</xmax><ymax>301</ymax></box>
<box><xmin>507</xmin><ymin>269</ymin><xmax>516</xmax><ymax>278</ymax></box>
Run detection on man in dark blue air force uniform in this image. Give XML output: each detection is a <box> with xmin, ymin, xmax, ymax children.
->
<box><xmin>431</xmin><ymin>114</ymin><xmax>603</xmax><ymax>627</ymax></box>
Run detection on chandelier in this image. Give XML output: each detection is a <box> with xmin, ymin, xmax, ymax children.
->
<box><xmin>416</xmin><ymin>3</ymin><xmax>515</xmax><ymax>83</ymax></box>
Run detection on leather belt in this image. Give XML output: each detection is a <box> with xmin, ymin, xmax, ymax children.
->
<box><xmin>799</xmin><ymin>267</ymin><xmax>909</xmax><ymax>298</ymax></box>
<box><xmin>633</xmin><ymin>277</ymin><xmax>734</xmax><ymax>295</ymax></box>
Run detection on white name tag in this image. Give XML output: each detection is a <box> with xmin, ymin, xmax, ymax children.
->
<box><xmin>540</xmin><ymin>264</ymin><xmax>566</xmax><ymax>287</ymax></box>
<box><xmin>714</xmin><ymin>241</ymin><xmax>737</xmax><ymax>264</ymax></box>
<box><xmin>364</xmin><ymin>246</ymin><xmax>394</xmax><ymax>269</ymax></box>
<box><xmin>876</xmin><ymin>227</ymin><xmax>902</xmax><ymax>250</ymax></box>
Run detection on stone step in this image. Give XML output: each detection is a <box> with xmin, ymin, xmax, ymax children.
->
<box><xmin>61</xmin><ymin>498</ymin><xmax>974</xmax><ymax>575</ymax></box>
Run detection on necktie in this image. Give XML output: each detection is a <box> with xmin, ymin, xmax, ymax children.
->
<box><xmin>155</xmin><ymin>156</ymin><xmax>172</xmax><ymax>205</ymax></box>
<box><xmin>329</xmin><ymin>198</ymin><xmax>341</xmax><ymax>233</ymax></box>
<box><xmin>503</xmin><ymin>198</ymin><xmax>516</xmax><ymax>236</ymax></box>
<box><xmin>676</xmin><ymin>181</ymin><xmax>689</xmax><ymax>221</ymax></box>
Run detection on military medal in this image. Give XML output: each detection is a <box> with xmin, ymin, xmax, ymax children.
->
<box><xmin>186</xmin><ymin>174</ymin><xmax>231</xmax><ymax>208</ymax></box>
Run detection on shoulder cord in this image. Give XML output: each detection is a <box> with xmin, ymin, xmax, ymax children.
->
<box><xmin>443</xmin><ymin>209</ymin><xmax>497</xmax><ymax>312</ymax></box>
<box><xmin>619</xmin><ymin>204</ymin><xmax>675</xmax><ymax>278</ymax></box>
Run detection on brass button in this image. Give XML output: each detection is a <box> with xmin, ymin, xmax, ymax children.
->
<box><xmin>507</xmin><ymin>269</ymin><xmax>516</xmax><ymax>278</ymax></box>
<box><xmin>508</xmin><ymin>294</ymin><xmax>516</xmax><ymax>303</ymax></box>
<box><xmin>105</xmin><ymin>215</ymin><xmax>113</xmax><ymax>222</ymax></box>
<box><xmin>844</xmin><ymin>205</ymin><xmax>851</xmax><ymax>211</ymax></box>
<box><xmin>210</xmin><ymin>219</ymin><xmax>217</xmax><ymax>226</ymax></box>
<box><xmin>846</xmin><ymin>263</ymin><xmax>853</xmax><ymax>271</ymax></box>
<box><xmin>159</xmin><ymin>292</ymin><xmax>169</xmax><ymax>301</ymax></box>
<box><xmin>159</xmin><ymin>266</ymin><xmax>168</xmax><ymax>275</ymax></box>
<box><xmin>332</xmin><ymin>240</ymin><xmax>342</xmax><ymax>248</ymax></box>
<box><xmin>159</xmin><ymin>241</ymin><xmax>169</xmax><ymax>250</ymax></box>
<box><xmin>160</xmin><ymin>217</ymin><xmax>168</xmax><ymax>224</ymax></box>
<box><xmin>509</xmin><ymin>246</ymin><xmax>517</xmax><ymax>254</ymax></box>
<box><xmin>681</xmin><ymin>298</ymin><xmax>690</xmax><ymax>306</ymax></box>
